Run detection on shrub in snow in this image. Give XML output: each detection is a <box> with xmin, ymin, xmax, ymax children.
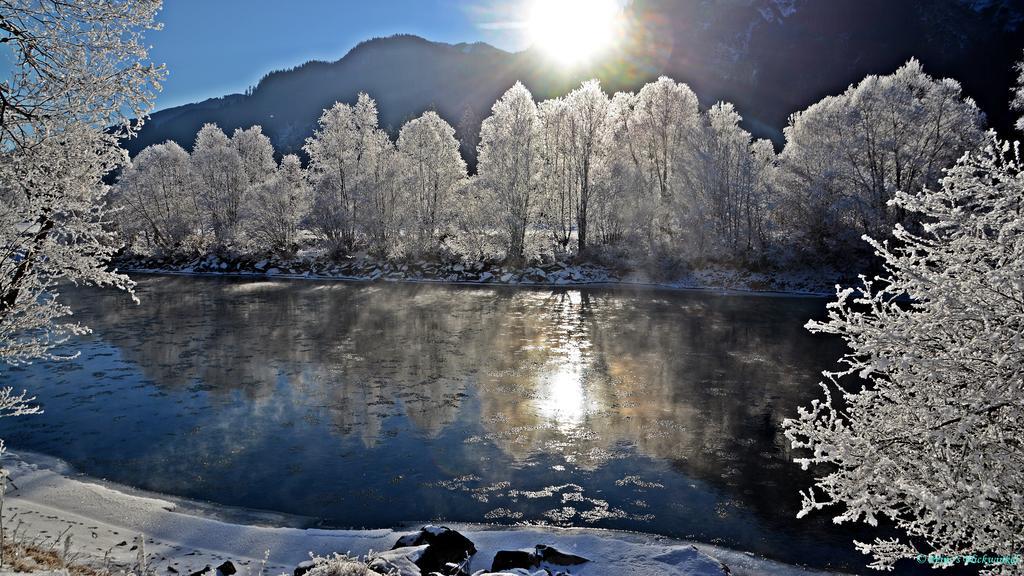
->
<box><xmin>784</xmin><ymin>137</ymin><xmax>1024</xmax><ymax>572</ymax></box>
<box><xmin>300</xmin><ymin>553</ymin><xmax>388</xmax><ymax>576</ymax></box>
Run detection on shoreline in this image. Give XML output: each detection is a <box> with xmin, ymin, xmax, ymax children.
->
<box><xmin>119</xmin><ymin>261</ymin><xmax>842</xmax><ymax>299</ymax></box>
<box><xmin>1</xmin><ymin>448</ymin><xmax>846</xmax><ymax>576</ymax></box>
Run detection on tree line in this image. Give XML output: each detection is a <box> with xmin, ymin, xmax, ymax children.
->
<box><xmin>114</xmin><ymin>59</ymin><xmax>984</xmax><ymax>269</ymax></box>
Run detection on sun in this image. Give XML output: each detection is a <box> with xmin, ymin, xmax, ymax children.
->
<box><xmin>527</xmin><ymin>0</ymin><xmax>624</xmax><ymax>66</ymax></box>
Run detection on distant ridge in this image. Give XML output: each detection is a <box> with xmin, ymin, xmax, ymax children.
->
<box><xmin>126</xmin><ymin>0</ymin><xmax>1024</xmax><ymax>163</ymax></box>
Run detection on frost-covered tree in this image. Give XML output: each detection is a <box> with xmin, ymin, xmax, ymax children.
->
<box><xmin>361</xmin><ymin>130</ymin><xmax>400</xmax><ymax>256</ymax></box>
<box><xmin>477</xmin><ymin>82</ymin><xmax>542</xmax><ymax>261</ymax></box>
<box><xmin>784</xmin><ymin>138</ymin><xmax>1024</xmax><ymax>573</ymax></box>
<box><xmin>191</xmin><ymin>124</ymin><xmax>247</xmax><ymax>247</ymax></box>
<box><xmin>679</xmin><ymin>103</ymin><xmax>776</xmax><ymax>259</ymax></box>
<box><xmin>450</xmin><ymin>176</ymin><xmax>497</xmax><ymax>260</ymax></box>
<box><xmin>537</xmin><ymin>82</ymin><xmax>613</xmax><ymax>256</ymax></box>
<box><xmin>114</xmin><ymin>141</ymin><xmax>199</xmax><ymax>253</ymax></box>
<box><xmin>231</xmin><ymin>126</ymin><xmax>276</xmax><ymax>189</ymax></box>
<box><xmin>624</xmin><ymin>77</ymin><xmax>700</xmax><ymax>251</ymax></box>
<box><xmin>0</xmin><ymin>385</ymin><xmax>41</xmax><ymax>465</ymax></box>
<box><xmin>397</xmin><ymin>111</ymin><xmax>466</xmax><ymax>256</ymax></box>
<box><xmin>779</xmin><ymin>59</ymin><xmax>984</xmax><ymax>259</ymax></box>
<box><xmin>1013</xmin><ymin>51</ymin><xmax>1024</xmax><ymax>132</ymax></box>
<box><xmin>0</xmin><ymin>0</ymin><xmax>163</xmax><ymax>365</ymax></box>
<box><xmin>456</xmin><ymin>106</ymin><xmax>481</xmax><ymax>170</ymax></box>
<box><xmin>564</xmin><ymin>80</ymin><xmax>611</xmax><ymax>253</ymax></box>
<box><xmin>595</xmin><ymin>80</ymin><xmax>701</xmax><ymax>257</ymax></box>
<box><xmin>304</xmin><ymin>93</ymin><xmax>384</xmax><ymax>253</ymax></box>
<box><xmin>746</xmin><ymin>139</ymin><xmax>778</xmax><ymax>254</ymax></box>
<box><xmin>632</xmin><ymin>78</ymin><xmax>699</xmax><ymax>204</ymax></box>
<box><xmin>538</xmin><ymin>97</ymin><xmax>576</xmax><ymax>253</ymax></box>
<box><xmin>599</xmin><ymin>91</ymin><xmax>651</xmax><ymax>251</ymax></box>
<box><xmin>245</xmin><ymin>154</ymin><xmax>309</xmax><ymax>255</ymax></box>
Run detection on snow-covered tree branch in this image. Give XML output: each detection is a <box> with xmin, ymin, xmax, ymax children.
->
<box><xmin>1</xmin><ymin>0</ymin><xmax>164</xmax><ymax>365</ymax></box>
<box><xmin>783</xmin><ymin>136</ymin><xmax>1023</xmax><ymax>573</ymax></box>
<box><xmin>1013</xmin><ymin>50</ymin><xmax>1024</xmax><ymax>133</ymax></box>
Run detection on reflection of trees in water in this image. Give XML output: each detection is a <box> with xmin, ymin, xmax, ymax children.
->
<box><xmin>77</xmin><ymin>278</ymin><xmax>506</xmax><ymax>445</ymax></box>
<box><xmin>72</xmin><ymin>277</ymin><xmax>842</xmax><ymax>522</ymax></box>
<box><xmin>292</xmin><ymin>285</ymin><xmax>503</xmax><ymax>445</ymax></box>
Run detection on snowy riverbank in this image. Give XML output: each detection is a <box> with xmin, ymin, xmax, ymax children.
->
<box><xmin>1</xmin><ymin>450</ymin><xmax>846</xmax><ymax>576</ymax></box>
<box><xmin>116</xmin><ymin>254</ymin><xmax>846</xmax><ymax>297</ymax></box>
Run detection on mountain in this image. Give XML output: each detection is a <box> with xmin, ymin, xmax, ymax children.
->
<box><xmin>126</xmin><ymin>0</ymin><xmax>1024</xmax><ymax>161</ymax></box>
<box><xmin>127</xmin><ymin>35</ymin><xmax>604</xmax><ymax>161</ymax></box>
<box><xmin>628</xmin><ymin>0</ymin><xmax>1024</xmax><ymax>138</ymax></box>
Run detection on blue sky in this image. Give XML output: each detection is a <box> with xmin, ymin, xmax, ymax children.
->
<box><xmin>148</xmin><ymin>0</ymin><xmax>528</xmax><ymax>110</ymax></box>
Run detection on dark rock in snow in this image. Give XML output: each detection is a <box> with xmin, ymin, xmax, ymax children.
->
<box><xmin>535</xmin><ymin>544</ymin><xmax>589</xmax><ymax>566</ymax></box>
<box><xmin>216</xmin><ymin>561</ymin><xmax>237</xmax><ymax>575</ymax></box>
<box><xmin>490</xmin><ymin>550</ymin><xmax>538</xmax><ymax>572</ymax></box>
<box><xmin>188</xmin><ymin>566</ymin><xmax>211</xmax><ymax>576</ymax></box>
<box><xmin>490</xmin><ymin>545</ymin><xmax>589</xmax><ymax>573</ymax></box>
<box><xmin>293</xmin><ymin>560</ymin><xmax>315</xmax><ymax>576</ymax></box>
<box><xmin>368</xmin><ymin>545</ymin><xmax>427</xmax><ymax>576</ymax></box>
<box><xmin>392</xmin><ymin>525</ymin><xmax>476</xmax><ymax>576</ymax></box>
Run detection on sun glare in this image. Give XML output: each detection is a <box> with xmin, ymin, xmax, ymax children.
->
<box><xmin>527</xmin><ymin>0</ymin><xmax>623</xmax><ymax>66</ymax></box>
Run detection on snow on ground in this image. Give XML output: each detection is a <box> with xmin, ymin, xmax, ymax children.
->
<box><xmin>1</xmin><ymin>450</ymin><xmax>846</xmax><ymax>576</ymax></box>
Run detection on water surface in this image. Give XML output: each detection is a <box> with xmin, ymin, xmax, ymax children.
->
<box><xmin>0</xmin><ymin>276</ymin><xmax>903</xmax><ymax>573</ymax></box>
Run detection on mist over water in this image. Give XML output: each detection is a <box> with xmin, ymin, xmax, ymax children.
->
<box><xmin>1</xmin><ymin>276</ymin><xmax>899</xmax><ymax>572</ymax></box>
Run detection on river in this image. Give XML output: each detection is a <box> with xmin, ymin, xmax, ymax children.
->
<box><xmin>0</xmin><ymin>275</ymin><xmax>906</xmax><ymax>573</ymax></box>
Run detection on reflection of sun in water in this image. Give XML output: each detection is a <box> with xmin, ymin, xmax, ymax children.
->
<box><xmin>565</xmin><ymin>289</ymin><xmax>582</xmax><ymax>306</ymax></box>
<box><xmin>527</xmin><ymin>0</ymin><xmax>624</xmax><ymax>66</ymax></box>
<box><xmin>536</xmin><ymin>344</ymin><xmax>590</xmax><ymax>431</ymax></box>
